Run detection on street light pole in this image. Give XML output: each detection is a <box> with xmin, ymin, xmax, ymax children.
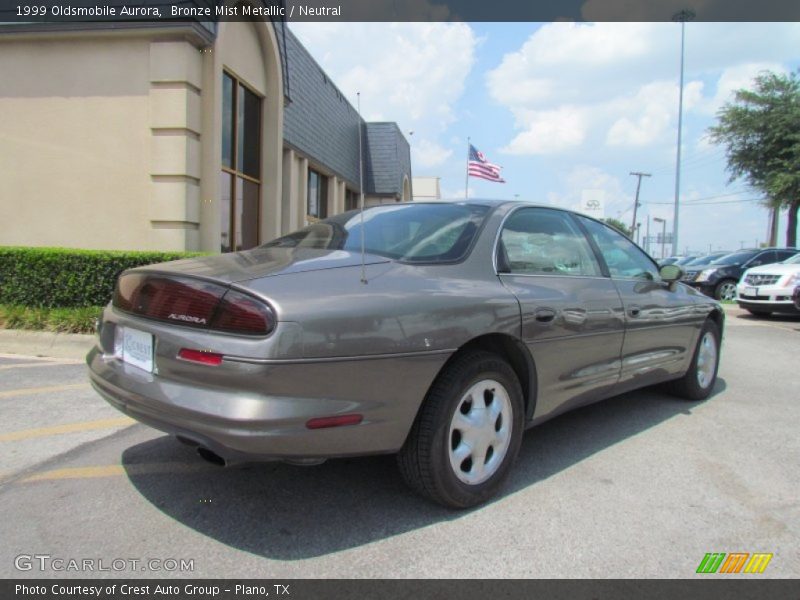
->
<box><xmin>653</xmin><ymin>217</ymin><xmax>667</xmax><ymax>259</ymax></box>
<box><xmin>672</xmin><ymin>9</ymin><xmax>694</xmax><ymax>257</ymax></box>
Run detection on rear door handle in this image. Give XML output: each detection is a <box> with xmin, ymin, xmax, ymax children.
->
<box><xmin>534</xmin><ymin>308</ymin><xmax>557</xmax><ymax>323</ymax></box>
<box><xmin>628</xmin><ymin>305</ymin><xmax>641</xmax><ymax>318</ymax></box>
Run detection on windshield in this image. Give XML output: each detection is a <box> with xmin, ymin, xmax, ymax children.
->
<box><xmin>261</xmin><ymin>203</ymin><xmax>491</xmax><ymax>263</ymax></box>
<box><xmin>711</xmin><ymin>251</ymin><xmax>757</xmax><ymax>266</ymax></box>
<box><xmin>674</xmin><ymin>256</ymin><xmax>697</xmax><ymax>266</ymax></box>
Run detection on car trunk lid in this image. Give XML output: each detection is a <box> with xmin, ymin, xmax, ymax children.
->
<box><xmin>134</xmin><ymin>247</ymin><xmax>391</xmax><ymax>284</ymax></box>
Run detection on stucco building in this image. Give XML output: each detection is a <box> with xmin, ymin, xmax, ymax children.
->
<box><xmin>0</xmin><ymin>17</ymin><xmax>412</xmax><ymax>253</ymax></box>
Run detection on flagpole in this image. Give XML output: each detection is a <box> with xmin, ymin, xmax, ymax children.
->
<box><xmin>465</xmin><ymin>137</ymin><xmax>470</xmax><ymax>199</ymax></box>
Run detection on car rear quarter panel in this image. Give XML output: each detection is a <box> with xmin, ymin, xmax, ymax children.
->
<box><xmin>239</xmin><ymin>261</ymin><xmax>522</xmax><ymax>359</ymax></box>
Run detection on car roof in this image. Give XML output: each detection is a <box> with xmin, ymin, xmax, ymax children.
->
<box><xmin>436</xmin><ymin>198</ymin><xmax>546</xmax><ymax>208</ymax></box>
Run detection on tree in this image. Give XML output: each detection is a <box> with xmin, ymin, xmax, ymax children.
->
<box><xmin>708</xmin><ymin>70</ymin><xmax>800</xmax><ymax>247</ymax></box>
<box><xmin>603</xmin><ymin>217</ymin><xmax>632</xmax><ymax>238</ymax></box>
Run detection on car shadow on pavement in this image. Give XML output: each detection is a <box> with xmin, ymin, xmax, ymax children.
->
<box><xmin>121</xmin><ymin>379</ymin><xmax>726</xmax><ymax>560</ymax></box>
<box><xmin>731</xmin><ymin>311</ymin><xmax>800</xmax><ymax>330</ymax></box>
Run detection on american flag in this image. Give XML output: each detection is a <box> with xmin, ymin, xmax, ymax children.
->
<box><xmin>468</xmin><ymin>144</ymin><xmax>505</xmax><ymax>183</ymax></box>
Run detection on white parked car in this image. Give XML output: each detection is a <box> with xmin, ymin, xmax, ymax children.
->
<box><xmin>737</xmin><ymin>252</ymin><xmax>800</xmax><ymax>316</ymax></box>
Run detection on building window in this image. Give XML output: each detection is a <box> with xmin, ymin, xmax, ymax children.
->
<box><xmin>307</xmin><ymin>169</ymin><xmax>328</xmax><ymax>220</ymax></box>
<box><xmin>221</xmin><ymin>71</ymin><xmax>262</xmax><ymax>253</ymax></box>
<box><xmin>345</xmin><ymin>189</ymin><xmax>359</xmax><ymax>211</ymax></box>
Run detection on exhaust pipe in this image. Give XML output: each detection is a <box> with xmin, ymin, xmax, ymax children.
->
<box><xmin>283</xmin><ymin>457</ymin><xmax>327</xmax><ymax>466</ymax></box>
<box><xmin>196</xmin><ymin>447</ymin><xmax>227</xmax><ymax>467</ymax></box>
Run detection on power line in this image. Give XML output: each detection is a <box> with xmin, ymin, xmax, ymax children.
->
<box><xmin>647</xmin><ymin>197</ymin><xmax>761</xmax><ymax>206</ymax></box>
<box><xmin>644</xmin><ymin>189</ymin><xmax>751</xmax><ymax>205</ymax></box>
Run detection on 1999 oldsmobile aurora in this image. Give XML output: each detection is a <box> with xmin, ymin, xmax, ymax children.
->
<box><xmin>88</xmin><ymin>201</ymin><xmax>723</xmax><ymax>508</ymax></box>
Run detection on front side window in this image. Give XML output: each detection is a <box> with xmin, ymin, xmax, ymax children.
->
<box><xmin>498</xmin><ymin>208</ymin><xmax>601</xmax><ymax>277</ymax></box>
<box><xmin>711</xmin><ymin>251</ymin><xmax>757</xmax><ymax>266</ymax></box>
<box><xmin>262</xmin><ymin>203</ymin><xmax>489</xmax><ymax>263</ymax></box>
<box><xmin>221</xmin><ymin>71</ymin><xmax>261</xmax><ymax>253</ymax></box>
<box><xmin>577</xmin><ymin>216</ymin><xmax>659</xmax><ymax>280</ymax></box>
<box><xmin>307</xmin><ymin>169</ymin><xmax>328</xmax><ymax>220</ymax></box>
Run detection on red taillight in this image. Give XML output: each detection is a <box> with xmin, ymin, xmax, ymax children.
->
<box><xmin>114</xmin><ymin>273</ymin><xmax>225</xmax><ymax>327</ymax></box>
<box><xmin>177</xmin><ymin>349</ymin><xmax>223</xmax><ymax>366</ymax></box>
<box><xmin>210</xmin><ymin>289</ymin><xmax>275</xmax><ymax>335</ymax></box>
<box><xmin>114</xmin><ymin>273</ymin><xmax>275</xmax><ymax>336</ymax></box>
<box><xmin>306</xmin><ymin>414</ymin><xmax>364</xmax><ymax>429</ymax></box>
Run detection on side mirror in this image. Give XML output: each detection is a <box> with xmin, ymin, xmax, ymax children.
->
<box><xmin>659</xmin><ymin>264</ymin><xmax>683</xmax><ymax>283</ymax></box>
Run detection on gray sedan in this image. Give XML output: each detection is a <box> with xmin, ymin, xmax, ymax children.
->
<box><xmin>88</xmin><ymin>201</ymin><xmax>723</xmax><ymax>508</ymax></box>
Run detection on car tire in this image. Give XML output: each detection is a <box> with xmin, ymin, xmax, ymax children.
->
<box><xmin>397</xmin><ymin>351</ymin><xmax>525</xmax><ymax>508</ymax></box>
<box><xmin>665</xmin><ymin>319</ymin><xmax>721</xmax><ymax>401</ymax></box>
<box><xmin>714</xmin><ymin>279</ymin><xmax>737</xmax><ymax>301</ymax></box>
<box><xmin>746</xmin><ymin>308</ymin><xmax>771</xmax><ymax>317</ymax></box>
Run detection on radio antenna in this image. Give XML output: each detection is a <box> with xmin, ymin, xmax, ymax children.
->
<box><xmin>358</xmin><ymin>92</ymin><xmax>367</xmax><ymax>284</ymax></box>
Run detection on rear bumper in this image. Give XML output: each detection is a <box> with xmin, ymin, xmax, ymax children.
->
<box><xmin>87</xmin><ymin>345</ymin><xmax>446</xmax><ymax>462</ymax></box>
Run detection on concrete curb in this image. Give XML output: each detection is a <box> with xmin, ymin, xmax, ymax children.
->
<box><xmin>0</xmin><ymin>329</ymin><xmax>94</xmax><ymax>360</ymax></box>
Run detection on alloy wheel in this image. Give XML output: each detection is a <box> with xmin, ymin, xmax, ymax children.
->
<box><xmin>718</xmin><ymin>282</ymin><xmax>737</xmax><ymax>301</ymax></box>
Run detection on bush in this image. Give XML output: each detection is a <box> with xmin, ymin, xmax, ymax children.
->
<box><xmin>0</xmin><ymin>247</ymin><xmax>206</xmax><ymax>308</ymax></box>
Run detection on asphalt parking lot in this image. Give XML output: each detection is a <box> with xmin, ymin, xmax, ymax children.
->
<box><xmin>0</xmin><ymin>306</ymin><xmax>798</xmax><ymax>579</ymax></box>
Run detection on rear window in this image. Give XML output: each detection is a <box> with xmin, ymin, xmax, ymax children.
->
<box><xmin>261</xmin><ymin>203</ymin><xmax>490</xmax><ymax>263</ymax></box>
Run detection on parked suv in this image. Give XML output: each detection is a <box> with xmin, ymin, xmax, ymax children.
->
<box><xmin>682</xmin><ymin>248</ymin><xmax>798</xmax><ymax>300</ymax></box>
<box><xmin>737</xmin><ymin>252</ymin><xmax>800</xmax><ymax>315</ymax></box>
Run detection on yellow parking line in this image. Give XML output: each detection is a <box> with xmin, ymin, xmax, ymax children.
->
<box><xmin>23</xmin><ymin>462</ymin><xmax>215</xmax><ymax>482</ymax></box>
<box><xmin>0</xmin><ymin>353</ymin><xmax>83</xmax><ymax>362</ymax></box>
<box><xmin>0</xmin><ymin>361</ymin><xmax>83</xmax><ymax>370</ymax></box>
<box><xmin>0</xmin><ymin>417</ymin><xmax>134</xmax><ymax>442</ymax></box>
<box><xmin>0</xmin><ymin>383</ymin><xmax>90</xmax><ymax>399</ymax></box>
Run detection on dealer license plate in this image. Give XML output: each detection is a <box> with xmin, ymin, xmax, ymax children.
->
<box><xmin>114</xmin><ymin>326</ymin><xmax>154</xmax><ymax>373</ymax></box>
<box><xmin>744</xmin><ymin>286</ymin><xmax>758</xmax><ymax>297</ymax></box>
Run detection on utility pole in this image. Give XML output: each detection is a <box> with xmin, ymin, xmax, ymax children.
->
<box><xmin>672</xmin><ymin>9</ymin><xmax>695</xmax><ymax>257</ymax></box>
<box><xmin>630</xmin><ymin>171</ymin><xmax>651</xmax><ymax>235</ymax></box>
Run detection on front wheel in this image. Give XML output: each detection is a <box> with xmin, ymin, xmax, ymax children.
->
<box><xmin>714</xmin><ymin>279</ymin><xmax>737</xmax><ymax>301</ymax></box>
<box><xmin>665</xmin><ymin>319</ymin><xmax>721</xmax><ymax>401</ymax></box>
<box><xmin>397</xmin><ymin>351</ymin><xmax>524</xmax><ymax>508</ymax></box>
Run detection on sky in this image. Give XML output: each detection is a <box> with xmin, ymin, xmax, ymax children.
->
<box><xmin>290</xmin><ymin>22</ymin><xmax>800</xmax><ymax>257</ymax></box>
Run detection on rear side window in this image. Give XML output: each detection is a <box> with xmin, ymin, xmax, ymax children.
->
<box><xmin>497</xmin><ymin>208</ymin><xmax>602</xmax><ymax>277</ymax></box>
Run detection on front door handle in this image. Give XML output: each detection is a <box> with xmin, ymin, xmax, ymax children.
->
<box><xmin>534</xmin><ymin>308</ymin><xmax>557</xmax><ymax>323</ymax></box>
<box><xmin>628</xmin><ymin>305</ymin><xmax>641</xmax><ymax>318</ymax></box>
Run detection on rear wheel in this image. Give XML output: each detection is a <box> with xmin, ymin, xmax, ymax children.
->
<box><xmin>714</xmin><ymin>279</ymin><xmax>737</xmax><ymax>301</ymax></box>
<box><xmin>398</xmin><ymin>351</ymin><xmax>524</xmax><ymax>508</ymax></box>
<box><xmin>666</xmin><ymin>319</ymin><xmax>721</xmax><ymax>401</ymax></box>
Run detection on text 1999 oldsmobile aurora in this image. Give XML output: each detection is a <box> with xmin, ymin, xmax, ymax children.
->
<box><xmin>88</xmin><ymin>201</ymin><xmax>723</xmax><ymax>508</ymax></box>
